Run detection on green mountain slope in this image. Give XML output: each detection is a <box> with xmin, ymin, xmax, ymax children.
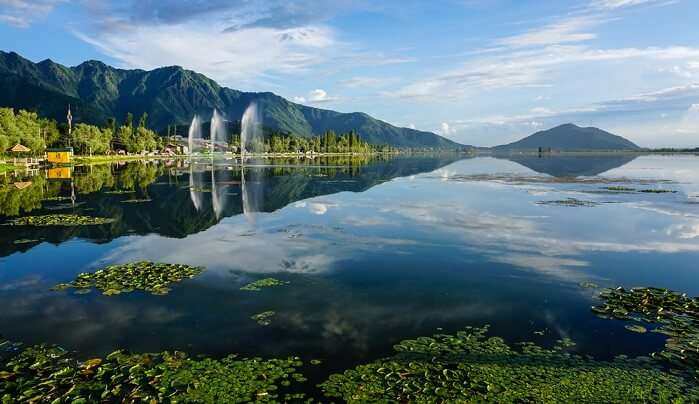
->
<box><xmin>0</xmin><ymin>51</ymin><xmax>462</xmax><ymax>148</ymax></box>
<box><xmin>493</xmin><ymin>123</ymin><xmax>641</xmax><ymax>151</ymax></box>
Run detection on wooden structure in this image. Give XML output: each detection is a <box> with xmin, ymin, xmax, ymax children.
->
<box><xmin>8</xmin><ymin>143</ymin><xmax>40</xmax><ymax>167</ymax></box>
<box><xmin>46</xmin><ymin>147</ymin><xmax>74</xmax><ymax>164</ymax></box>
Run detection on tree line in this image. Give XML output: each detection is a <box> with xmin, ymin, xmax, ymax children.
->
<box><xmin>1</xmin><ymin>107</ymin><xmax>391</xmax><ymax>156</ymax></box>
<box><xmin>228</xmin><ymin>130</ymin><xmax>392</xmax><ymax>154</ymax></box>
<box><xmin>0</xmin><ymin>108</ymin><xmax>161</xmax><ymax>156</ymax></box>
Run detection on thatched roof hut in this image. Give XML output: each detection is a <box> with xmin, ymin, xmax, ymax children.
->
<box><xmin>9</xmin><ymin>144</ymin><xmax>31</xmax><ymax>153</ymax></box>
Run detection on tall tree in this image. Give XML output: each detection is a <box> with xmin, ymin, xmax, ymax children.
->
<box><xmin>138</xmin><ymin>112</ymin><xmax>148</xmax><ymax>128</ymax></box>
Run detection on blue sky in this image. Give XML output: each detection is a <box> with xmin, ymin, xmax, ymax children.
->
<box><xmin>1</xmin><ymin>0</ymin><xmax>698</xmax><ymax>147</ymax></box>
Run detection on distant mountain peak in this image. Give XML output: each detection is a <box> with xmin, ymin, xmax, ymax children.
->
<box><xmin>494</xmin><ymin>123</ymin><xmax>641</xmax><ymax>151</ymax></box>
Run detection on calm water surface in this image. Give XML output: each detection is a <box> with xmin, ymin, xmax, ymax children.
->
<box><xmin>1</xmin><ymin>154</ymin><xmax>698</xmax><ymax>379</ymax></box>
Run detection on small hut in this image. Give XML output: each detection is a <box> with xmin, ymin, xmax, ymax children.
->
<box><xmin>9</xmin><ymin>143</ymin><xmax>31</xmax><ymax>166</ymax></box>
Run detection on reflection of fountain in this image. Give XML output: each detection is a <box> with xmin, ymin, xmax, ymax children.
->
<box><xmin>241</xmin><ymin>163</ymin><xmax>264</xmax><ymax>223</ymax></box>
<box><xmin>189</xmin><ymin>165</ymin><xmax>204</xmax><ymax>212</ymax></box>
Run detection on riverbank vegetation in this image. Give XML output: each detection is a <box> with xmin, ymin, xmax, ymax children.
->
<box><xmin>0</xmin><ymin>107</ymin><xmax>399</xmax><ymax>159</ymax></box>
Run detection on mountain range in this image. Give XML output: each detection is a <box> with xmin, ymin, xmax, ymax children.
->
<box><xmin>0</xmin><ymin>51</ymin><xmax>645</xmax><ymax>151</ymax></box>
<box><xmin>0</xmin><ymin>51</ymin><xmax>461</xmax><ymax>149</ymax></box>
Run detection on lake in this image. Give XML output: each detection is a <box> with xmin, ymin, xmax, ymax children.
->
<box><xmin>2</xmin><ymin>153</ymin><xmax>699</xmax><ymax>400</ymax></box>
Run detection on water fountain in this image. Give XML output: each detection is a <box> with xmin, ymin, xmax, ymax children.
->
<box><xmin>240</xmin><ymin>102</ymin><xmax>261</xmax><ymax>157</ymax></box>
<box><xmin>186</xmin><ymin>104</ymin><xmax>263</xmax><ymax>220</ymax></box>
<box><xmin>210</xmin><ymin>108</ymin><xmax>226</xmax><ymax>155</ymax></box>
<box><xmin>187</xmin><ymin>115</ymin><xmax>202</xmax><ymax>156</ymax></box>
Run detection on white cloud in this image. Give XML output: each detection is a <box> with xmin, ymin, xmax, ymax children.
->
<box><xmin>394</xmin><ymin>46</ymin><xmax>699</xmax><ymax>99</ymax></box>
<box><xmin>341</xmin><ymin>76</ymin><xmax>396</xmax><ymax>88</ymax></box>
<box><xmin>0</xmin><ymin>0</ymin><xmax>63</xmax><ymax>27</ymax></box>
<box><xmin>496</xmin><ymin>15</ymin><xmax>600</xmax><ymax>48</ymax></box>
<box><xmin>74</xmin><ymin>23</ymin><xmax>337</xmax><ymax>86</ymax></box>
<box><xmin>438</xmin><ymin>122</ymin><xmax>451</xmax><ymax>135</ymax></box>
<box><xmin>590</xmin><ymin>0</ymin><xmax>670</xmax><ymax>9</ymax></box>
<box><xmin>294</xmin><ymin>88</ymin><xmax>338</xmax><ymax>104</ymax></box>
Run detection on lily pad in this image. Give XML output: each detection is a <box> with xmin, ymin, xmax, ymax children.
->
<box><xmin>250</xmin><ymin>311</ymin><xmax>276</xmax><ymax>326</ymax></box>
<box><xmin>625</xmin><ymin>324</ymin><xmax>648</xmax><ymax>333</ymax></box>
<box><xmin>2</xmin><ymin>214</ymin><xmax>115</xmax><ymax>227</ymax></box>
<box><xmin>0</xmin><ymin>339</ymin><xmax>306</xmax><ymax>403</ymax></box>
<box><xmin>320</xmin><ymin>325</ymin><xmax>699</xmax><ymax>402</ymax></box>
<box><xmin>240</xmin><ymin>278</ymin><xmax>290</xmax><ymax>292</ymax></box>
<box><xmin>578</xmin><ymin>281</ymin><xmax>599</xmax><ymax>289</ymax></box>
<box><xmin>120</xmin><ymin>198</ymin><xmax>152</xmax><ymax>204</ymax></box>
<box><xmin>592</xmin><ymin>286</ymin><xmax>699</xmax><ymax>376</ymax></box>
<box><xmin>536</xmin><ymin>198</ymin><xmax>598</xmax><ymax>207</ymax></box>
<box><xmin>51</xmin><ymin>262</ymin><xmax>203</xmax><ymax>296</ymax></box>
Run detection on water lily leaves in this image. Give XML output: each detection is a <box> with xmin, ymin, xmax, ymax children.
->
<box><xmin>2</xmin><ymin>214</ymin><xmax>115</xmax><ymax>227</ymax></box>
<box><xmin>625</xmin><ymin>324</ymin><xmax>648</xmax><ymax>334</ymax></box>
<box><xmin>319</xmin><ymin>325</ymin><xmax>699</xmax><ymax>402</ymax></box>
<box><xmin>578</xmin><ymin>281</ymin><xmax>599</xmax><ymax>289</ymax></box>
<box><xmin>592</xmin><ymin>286</ymin><xmax>699</xmax><ymax>376</ymax></box>
<box><xmin>120</xmin><ymin>198</ymin><xmax>152</xmax><ymax>204</ymax></box>
<box><xmin>251</xmin><ymin>311</ymin><xmax>276</xmax><ymax>326</ymax></box>
<box><xmin>0</xmin><ymin>339</ymin><xmax>306</xmax><ymax>403</ymax></box>
<box><xmin>240</xmin><ymin>278</ymin><xmax>290</xmax><ymax>292</ymax></box>
<box><xmin>536</xmin><ymin>198</ymin><xmax>598</xmax><ymax>207</ymax></box>
<box><xmin>51</xmin><ymin>262</ymin><xmax>203</xmax><ymax>296</ymax></box>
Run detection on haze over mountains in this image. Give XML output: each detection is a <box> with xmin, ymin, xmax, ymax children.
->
<box><xmin>0</xmin><ymin>51</ymin><xmax>646</xmax><ymax>151</ymax></box>
<box><xmin>0</xmin><ymin>51</ymin><xmax>462</xmax><ymax>149</ymax></box>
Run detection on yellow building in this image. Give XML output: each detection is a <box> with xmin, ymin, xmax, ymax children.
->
<box><xmin>46</xmin><ymin>147</ymin><xmax>73</xmax><ymax>164</ymax></box>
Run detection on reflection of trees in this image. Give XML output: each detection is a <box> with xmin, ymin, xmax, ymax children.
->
<box><xmin>1</xmin><ymin>155</ymin><xmax>462</xmax><ymax>257</ymax></box>
<box><xmin>114</xmin><ymin>163</ymin><xmax>162</xmax><ymax>193</ymax></box>
<box><xmin>0</xmin><ymin>176</ymin><xmax>53</xmax><ymax>217</ymax></box>
<box><xmin>74</xmin><ymin>165</ymin><xmax>115</xmax><ymax>194</ymax></box>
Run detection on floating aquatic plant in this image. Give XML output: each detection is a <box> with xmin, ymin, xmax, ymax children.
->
<box><xmin>51</xmin><ymin>261</ymin><xmax>203</xmax><ymax>296</ymax></box>
<box><xmin>319</xmin><ymin>325</ymin><xmax>699</xmax><ymax>403</ymax></box>
<box><xmin>121</xmin><ymin>198</ymin><xmax>152</xmax><ymax>204</ymax></box>
<box><xmin>604</xmin><ymin>186</ymin><xmax>636</xmax><ymax>192</ymax></box>
<box><xmin>593</xmin><ymin>286</ymin><xmax>699</xmax><ymax>379</ymax></box>
<box><xmin>251</xmin><ymin>311</ymin><xmax>276</xmax><ymax>326</ymax></box>
<box><xmin>0</xmin><ymin>341</ymin><xmax>306</xmax><ymax>403</ymax></box>
<box><xmin>104</xmin><ymin>190</ymin><xmax>134</xmax><ymax>195</ymax></box>
<box><xmin>240</xmin><ymin>278</ymin><xmax>290</xmax><ymax>292</ymax></box>
<box><xmin>638</xmin><ymin>189</ymin><xmax>677</xmax><ymax>194</ymax></box>
<box><xmin>536</xmin><ymin>198</ymin><xmax>598</xmax><ymax>207</ymax></box>
<box><xmin>12</xmin><ymin>239</ymin><xmax>38</xmax><ymax>245</ymax></box>
<box><xmin>2</xmin><ymin>214</ymin><xmax>115</xmax><ymax>227</ymax></box>
<box><xmin>578</xmin><ymin>281</ymin><xmax>599</xmax><ymax>289</ymax></box>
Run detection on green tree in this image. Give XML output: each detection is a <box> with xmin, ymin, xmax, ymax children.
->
<box><xmin>70</xmin><ymin>123</ymin><xmax>112</xmax><ymax>155</ymax></box>
<box><xmin>138</xmin><ymin>112</ymin><xmax>148</xmax><ymax>128</ymax></box>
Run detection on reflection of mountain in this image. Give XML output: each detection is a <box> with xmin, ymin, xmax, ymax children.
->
<box><xmin>498</xmin><ymin>154</ymin><xmax>638</xmax><ymax>177</ymax></box>
<box><xmin>0</xmin><ymin>155</ymin><xmax>461</xmax><ymax>257</ymax></box>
